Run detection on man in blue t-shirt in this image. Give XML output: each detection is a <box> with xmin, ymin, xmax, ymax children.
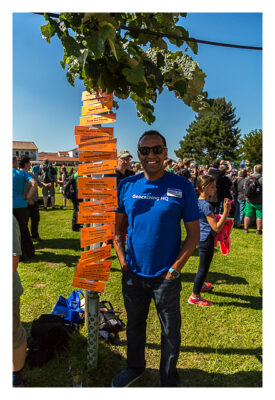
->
<box><xmin>13</xmin><ymin>156</ymin><xmax>37</xmax><ymax>260</ymax></box>
<box><xmin>112</xmin><ymin>130</ymin><xmax>201</xmax><ymax>388</ymax></box>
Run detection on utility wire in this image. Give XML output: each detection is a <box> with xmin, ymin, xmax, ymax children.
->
<box><xmin>33</xmin><ymin>12</ymin><xmax>262</xmax><ymax>51</ymax></box>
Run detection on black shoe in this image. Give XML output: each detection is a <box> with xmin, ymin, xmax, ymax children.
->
<box><xmin>112</xmin><ymin>369</ymin><xmax>144</xmax><ymax>387</ymax></box>
<box><xmin>32</xmin><ymin>236</ymin><xmax>42</xmax><ymax>241</ymax></box>
<box><xmin>256</xmin><ymin>230</ymin><xmax>262</xmax><ymax>235</ymax></box>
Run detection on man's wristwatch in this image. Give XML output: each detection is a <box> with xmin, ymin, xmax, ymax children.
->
<box><xmin>168</xmin><ymin>267</ymin><xmax>181</xmax><ymax>279</ymax></box>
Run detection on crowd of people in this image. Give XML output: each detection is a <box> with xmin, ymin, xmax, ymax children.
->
<box><xmin>129</xmin><ymin>156</ymin><xmax>262</xmax><ymax>235</ymax></box>
<box><xmin>12</xmin><ymin>136</ymin><xmax>262</xmax><ymax>387</ymax></box>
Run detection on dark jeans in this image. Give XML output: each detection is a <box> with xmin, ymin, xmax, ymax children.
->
<box><xmin>193</xmin><ymin>235</ymin><xmax>215</xmax><ymax>295</ymax></box>
<box><xmin>234</xmin><ymin>199</ymin><xmax>245</xmax><ymax>225</ymax></box>
<box><xmin>72</xmin><ymin>198</ymin><xmax>82</xmax><ymax>232</ymax></box>
<box><xmin>28</xmin><ymin>201</ymin><xmax>40</xmax><ymax>238</ymax></box>
<box><xmin>13</xmin><ymin>207</ymin><xmax>35</xmax><ymax>258</ymax></box>
<box><xmin>122</xmin><ymin>269</ymin><xmax>182</xmax><ymax>387</ymax></box>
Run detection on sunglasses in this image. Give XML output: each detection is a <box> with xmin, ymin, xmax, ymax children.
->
<box><xmin>138</xmin><ymin>145</ymin><xmax>166</xmax><ymax>156</ymax></box>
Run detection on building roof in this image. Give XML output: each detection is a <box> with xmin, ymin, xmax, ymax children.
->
<box><xmin>13</xmin><ymin>141</ymin><xmax>38</xmax><ymax>150</ymax></box>
<box><xmin>38</xmin><ymin>152</ymin><xmax>78</xmax><ymax>163</ymax></box>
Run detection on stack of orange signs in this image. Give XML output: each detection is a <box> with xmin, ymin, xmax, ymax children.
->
<box><xmin>72</xmin><ymin>91</ymin><xmax>117</xmax><ymax>294</ymax></box>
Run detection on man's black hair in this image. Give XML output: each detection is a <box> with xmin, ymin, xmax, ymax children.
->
<box><xmin>138</xmin><ymin>130</ymin><xmax>167</xmax><ymax>147</ymax></box>
<box><xmin>18</xmin><ymin>155</ymin><xmax>30</xmax><ymax>169</ymax></box>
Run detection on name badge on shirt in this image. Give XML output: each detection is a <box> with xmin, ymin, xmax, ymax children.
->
<box><xmin>167</xmin><ymin>188</ymin><xmax>182</xmax><ymax>198</ymax></box>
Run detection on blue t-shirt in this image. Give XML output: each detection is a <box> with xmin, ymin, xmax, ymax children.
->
<box><xmin>13</xmin><ymin>168</ymin><xmax>33</xmax><ymax>209</ymax></box>
<box><xmin>198</xmin><ymin>199</ymin><xmax>216</xmax><ymax>241</ymax></box>
<box><xmin>117</xmin><ymin>171</ymin><xmax>201</xmax><ymax>277</ymax></box>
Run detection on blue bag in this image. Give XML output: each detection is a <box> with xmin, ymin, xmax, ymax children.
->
<box><xmin>52</xmin><ymin>290</ymin><xmax>84</xmax><ymax>324</ymax></box>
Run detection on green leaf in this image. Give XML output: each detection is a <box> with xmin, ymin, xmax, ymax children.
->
<box><xmin>86</xmin><ymin>24</ymin><xmax>116</xmax><ymax>58</ymax></box>
<box><xmin>66</xmin><ymin>70</ymin><xmax>75</xmax><ymax>86</ymax></box>
<box><xmin>107</xmin><ymin>37</ymin><xmax>118</xmax><ymax>60</ymax></box>
<box><xmin>61</xmin><ymin>36</ymin><xmax>81</xmax><ymax>57</ymax></box>
<box><xmin>86</xmin><ymin>33</ymin><xmax>101</xmax><ymax>58</ymax></box>
<box><xmin>60</xmin><ymin>55</ymin><xmax>70</xmax><ymax>70</ymax></box>
<box><xmin>131</xmin><ymin>82</ymin><xmax>147</xmax><ymax>97</ymax></box>
<box><xmin>188</xmin><ymin>38</ymin><xmax>198</xmax><ymax>55</ymax></box>
<box><xmin>98</xmin><ymin>24</ymin><xmax>115</xmax><ymax>52</ymax></box>
<box><xmin>81</xmin><ymin>49</ymin><xmax>89</xmax><ymax>77</ymax></box>
<box><xmin>174</xmin><ymin>80</ymin><xmax>187</xmax><ymax>97</ymax></box>
<box><xmin>122</xmin><ymin>64</ymin><xmax>144</xmax><ymax>84</ymax></box>
<box><xmin>59</xmin><ymin>13</ymin><xmax>84</xmax><ymax>28</ymax></box>
<box><xmin>40</xmin><ymin>23</ymin><xmax>56</xmax><ymax>43</ymax></box>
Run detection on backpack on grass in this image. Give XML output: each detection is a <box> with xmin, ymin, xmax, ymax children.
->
<box><xmin>52</xmin><ymin>290</ymin><xmax>85</xmax><ymax>324</ymax></box>
<box><xmin>99</xmin><ymin>301</ymin><xmax>125</xmax><ymax>343</ymax></box>
<box><xmin>26</xmin><ymin>314</ymin><xmax>75</xmax><ymax>368</ymax></box>
<box><xmin>244</xmin><ymin>176</ymin><xmax>262</xmax><ymax>199</ymax></box>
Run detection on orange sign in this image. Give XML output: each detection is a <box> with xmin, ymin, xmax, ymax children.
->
<box><xmin>81</xmin><ymin>225</ymin><xmax>114</xmax><ymax>248</ymax></box>
<box><xmin>75</xmin><ymin>133</ymin><xmax>113</xmax><ymax>145</ymax></box>
<box><xmin>78</xmin><ymin>211</ymin><xmax>115</xmax><ymax>224</ymax></box>
<box><xmin>81</xmin><ymin>224</ymin><xmax>114</xmax><ymax>240</ymax></box>
<box><xmin>76</xmin><ymin>259</ymin><xmax>111</xmax><ymax>272</ymax></box>
<box><xmin>80</xmin><ymin>113</ymin><xmax>116</xmax><ymax>126</ymax></box>
<box><xmin>78</xmin><ymin>260</ymin><xmax>111</xmax><ymax>272</ymax></box>
<box><xmin>82</xmin><ymin>100</ymin><xmax>113</xmax><ymax>116</ymax></box>
<box><xmin>78</xmin><ymin>139</ymin><xmax>117</xmax><ymax>153</ymax></box>
<box><xmin>75</xmin><ymin>260</ymin><xmax>112</xmax><ymax>280</ymax></box>
<box><xmin>73</xmin><ymin>277</ymin><xmax>105</xmax><ymax>293</ymax></box>
<box><xmin>82</xmin><ymin>95</ymin><xmax>113</xmax><ymax>106</ymax></box>
<box><xmin>75</xmin><ymin>126</ymin><xmax>113</xmax><ymax>135</ymax></box>
<box><xmin>79</xmin><ymin>199</ymin><xmax>117</xmax><ymax>213</ymax></box>
<box><xmin>81</xmin><ymin>91</ymin><xmax>113</xmax><ymax>102</ymax></box>
<box><xmin>78</xmin><ymin>189</ymin><xmax>117</xmax><ymax>200</ymax></box>
<box><xmin>75</xmin><ymin>270</ymin><xmax>110</xmax><ymax>282</ymax></box>
<box><xmin>80</xmin><ymin>244</ymin><xmax>111</xmax><ymax>262</ymax></box>
<box><xmin>79</xmin><ymin>152</ymin><xmax>117</xmax><ymax>163</ymax></box>
<box><xmin>77</xmin><ymin>177</ymin><xmax>116</xmax><ymax>190</ymax></box>
<box><xmin>78</xmin><ymin>160</ymin><xmax>117</xmax><ymax>175</ymax></box>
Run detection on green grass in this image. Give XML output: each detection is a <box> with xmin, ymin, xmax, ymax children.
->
<box><xmin>19</xmin><ymin>191</ymin><xmax>262</xmax><ymax>387</ymax></box>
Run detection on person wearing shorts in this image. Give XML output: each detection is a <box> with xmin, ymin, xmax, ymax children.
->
<box><xmin>39</xmin><ymin>158</ymin><xmax>57</xmax><ymax>210</ymax></box>
<box><xmin>42</xmin><ymin>181</ymin><xmax>55</xmax><ymax>197</ymax></box>
<box><xmin>244</xmin><ymin>202</ymin><xmax>262</xmax><ymax>219</ymax></box>
<box><xmin>13</xmin><ymin>216</ymin><xmax>27</xmax><ymax>387</ymax></box>
<box><xmin>244</xmin><ymin>164</ymin><xmax>263</xmax><ymax>235</ymax></box>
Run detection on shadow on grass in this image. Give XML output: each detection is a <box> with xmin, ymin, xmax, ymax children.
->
<box><xmin>113</xmin><ymin>365</ymin><xmax>262</xmax><ymax>387</ymax></box>
<box><xmin>181</xmin><ymin>271</ymin><xmax>248</xmax><ymax>285</ymax></box>
<box><xmin>20</xmin><ymin>321</ymin><xmax>262</xmax><ymax>387</ymax></box>
<box><xmin>177</xmin><ymin>367</ymin><xmax>262</xmax><ymax>387</ymax></box>
<box><xmin>117</xmin><ymin>338</ymin><xmax>262</xmax><ymax>364</ymax></box>
<box><xmin>180</xmin><ymin>345</ymin><xmax>262</xmax><ymax>364</ymax></box>
<box><xmin>209</xmin><ymin>290</ymin><xmax>262</xmax><ymax>310</ymax></box>
<box><xmin>35</xmin><ymin>238</ymin><xmax>80</xmax><ymax>251</ymax></box>
<box><xmin>30</xmin><ymin>251</ymin><xmax>79</xmax><ymax>267</ymax></box>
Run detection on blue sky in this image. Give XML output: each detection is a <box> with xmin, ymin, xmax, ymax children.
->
<box><xmin>12</xmin><ymin>12</ymin><xmax>262</xmax><ymax>161</ymax></box>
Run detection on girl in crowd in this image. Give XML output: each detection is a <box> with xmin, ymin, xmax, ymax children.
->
<box><xmin>57</xmin><ymin>166</ymin><xmax>68</xmax><ymax>208</ymax></box>
<box><xmin>188</xmin><ymin>175</ymin><xmax>231</xmax><ymax>307</ymax></box>
<box><xmin>233</xmin><ymin>169</ymin><xmax>247</xmax><ymax>228</ymax></box>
